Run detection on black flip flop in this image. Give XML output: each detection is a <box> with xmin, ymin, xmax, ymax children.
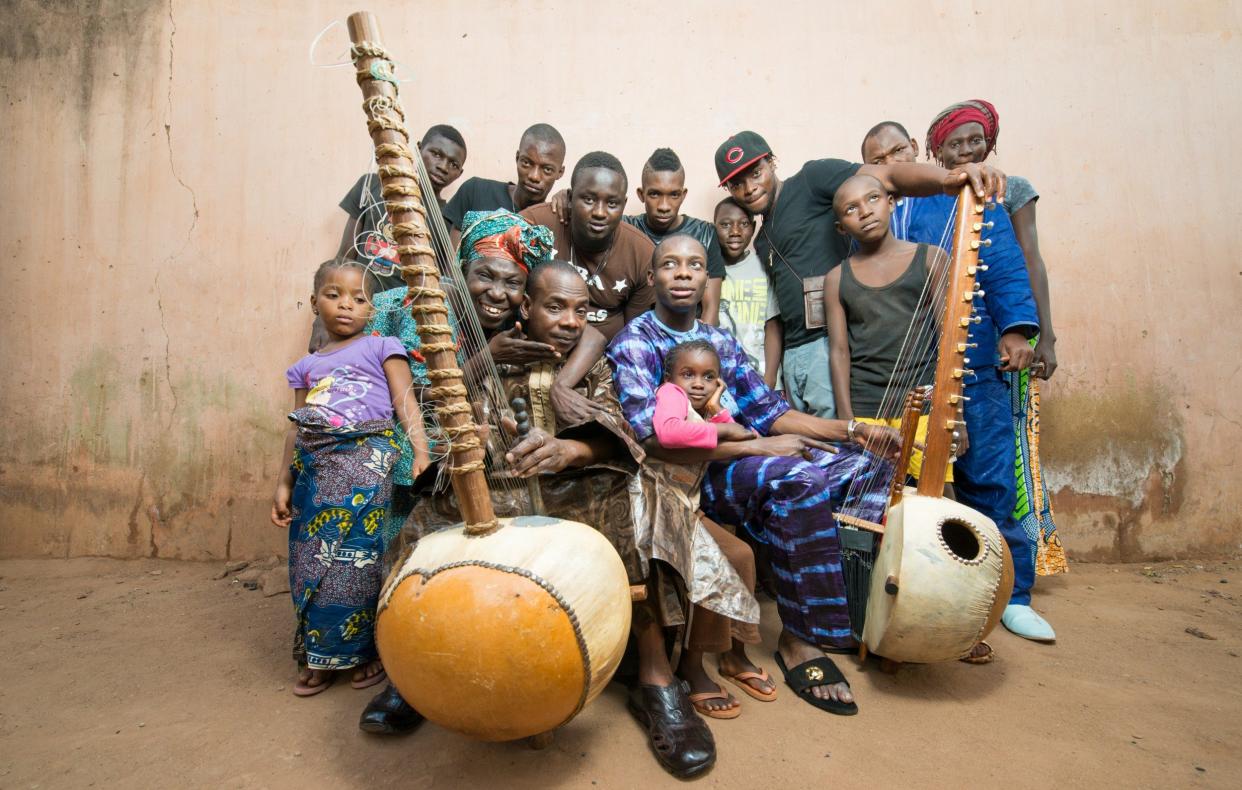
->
<box><xmin>774</xmin><ymin>651</ymin><xmax>858</xmax><ymax>716</ymax></box>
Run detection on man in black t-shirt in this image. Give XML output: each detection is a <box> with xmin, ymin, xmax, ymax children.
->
<box><xmin>622</xmin><ymin>148</ymin><xmax>727</xmax><ymax>324</ymax></box>
<box><xmin>335</xmin><ymin>124</ymin><xmax>467</xmax><ymax>293</ymax></box>
<box><xmin>311</xmin><ymin>125</ymin><xmax>467</xmax><ymax>352</ymax></box>
<box><xmin>442</xmin><ymin>123</ymin><xmax>567</xmax><ymax>245</ymax></box>
<box><xmin>713</xmin><ymin>130</ymin><xmax>1004</xmax><ymax>420</ymax></box>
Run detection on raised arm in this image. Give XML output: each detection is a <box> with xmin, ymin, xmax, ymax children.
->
<box><xmin>653</xmin><ymin>384</ymin><xmax>711</xmax><ymax>448</ymax></box>
<box><xmin>860</xmin><ymin>161</ymin><xmax>1005</xmax><ymax>204</ymax></box>
<box><xmin>551</xmin><ymin>325</ymin><xmax>610</xmax><ymax>423</ymax></box>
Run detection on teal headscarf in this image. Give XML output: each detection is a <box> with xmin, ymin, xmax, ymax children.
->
<box><xmin>458</xmin><ymin>209</ymin><xmax>554</xmax><ymax>273</ymax></box>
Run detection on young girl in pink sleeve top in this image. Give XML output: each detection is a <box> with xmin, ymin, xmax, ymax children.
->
<box><xmin>653</xmin><ymin>340</ymin><xmax>756</xmax><ymax>451</ymax></box>
<box><xmin>653</xmin><ymin>341</ymin><xmax>778</xmax><ymax>718</ymax></box>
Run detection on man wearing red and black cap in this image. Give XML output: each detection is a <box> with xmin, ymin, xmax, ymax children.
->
<box><xmin>714</xmin><ymin>130</ymin><xmax>1005</xmax><ymax>419</ymax></box>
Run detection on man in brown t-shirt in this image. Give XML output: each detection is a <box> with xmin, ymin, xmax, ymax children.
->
<box><xmin>521</xmin><ymin>151</ymin><xmax>655</xmax><ymax>340</ymax></box>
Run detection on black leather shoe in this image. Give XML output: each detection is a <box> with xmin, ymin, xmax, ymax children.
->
<box><xmin>627</xmin><ymin>681</ymin><xmax>716</xmax><ymax>779</ymax></box>
<box><xmin>359</xmin><ymin>683</ymin><xmax>425</xmax><ymax>735</ymax></box>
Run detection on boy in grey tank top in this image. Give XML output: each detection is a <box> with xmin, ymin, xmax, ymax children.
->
<box><xmin>823</xmin><ymin>173</ymin><xmax>953</xmax><ymax>486</ymax></box>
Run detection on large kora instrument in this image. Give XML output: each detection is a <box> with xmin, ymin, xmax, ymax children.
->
<box><xmin>342</xmin><ymin>12</ymin><xmax>631</xmax><ymax>741</ymax></box>
<box><xmin>378</xmin><ymin>516</ymin><xmax>631</xmax><ymax>741</ymax></box>
<box><xmin>842</xmin><ymin>188</ymin><xmax>1013</xmax><ymax>664</ymax></box>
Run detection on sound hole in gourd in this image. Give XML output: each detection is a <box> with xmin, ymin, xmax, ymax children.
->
<box><xmin>940</xmin><ymin>519</ymin><xmax>981</xmax><ymax>561</ymax></box>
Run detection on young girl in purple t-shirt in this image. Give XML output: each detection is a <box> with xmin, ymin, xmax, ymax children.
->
<box><xmin>271</xmin><ymin>259</ymin><xmax>430</xmax><ymax>697</ymax></box>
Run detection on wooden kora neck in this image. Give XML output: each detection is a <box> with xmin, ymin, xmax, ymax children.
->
<box><xmin>345</xmin><ymin>11</ymin><xmax>498</xmax><ymax>535</ymax></box>
<box><xmin>916</xmin><ymin>187</ymin><xmax>988</xmax><ymax>497</ymax></box>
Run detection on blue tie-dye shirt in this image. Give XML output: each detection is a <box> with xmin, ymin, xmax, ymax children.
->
<box><xmin>607</xmin><ymin>311</ymin><xmax>789</xmax><ymax>442</ymax></box>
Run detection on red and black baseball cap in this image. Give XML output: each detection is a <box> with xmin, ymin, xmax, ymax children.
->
<box><xmin>715</xmin><ymin>131</ymin><xmax>773</xmax><ymax>186</ymax></box>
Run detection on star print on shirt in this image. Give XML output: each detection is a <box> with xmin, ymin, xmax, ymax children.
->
<box><xmin>612</xmin><ymin>278</ymin><xmax>628</xmax><ymax>293</ymax></box>
<box><xmin>571</xmin><ymin>262</ymin><xmax>607</xmax><ymax>292</ymax></box>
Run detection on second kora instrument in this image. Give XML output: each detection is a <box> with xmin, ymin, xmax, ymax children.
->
<box><xmin>861</xmin><ymin>492</ymin><xmax>1011</xmax><ymax>662</ymax></box>
<box><xmin>341</xmin><ymin>11</ymin><xmax>632</xmax><ymax>741</ymax></box>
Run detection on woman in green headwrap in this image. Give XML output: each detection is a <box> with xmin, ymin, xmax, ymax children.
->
<box><xmin>457</xmin><ymin>209</ymin><xmax>563</xmax><ymax>368</ymax></box>
<box><xmin>365</xmin><ymin>209</ymin><xmax>610</xmax><ymax>518</ymax></box>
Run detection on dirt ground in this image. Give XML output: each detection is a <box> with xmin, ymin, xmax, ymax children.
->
<box><xmin>0</xmin><ymin>557</ymin><xmax>1238</xmax><ymax>789</ymax></box>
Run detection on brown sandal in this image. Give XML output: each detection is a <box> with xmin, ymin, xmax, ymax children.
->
<box><xmin>719</xmin><ymin>666</ymin><xmax>778</xmax><ymax>702</ymax></box>
<box><xmin>688</xmin><ymin>684</ymin><xmax>741</xmax><ymax>720</ymax></box>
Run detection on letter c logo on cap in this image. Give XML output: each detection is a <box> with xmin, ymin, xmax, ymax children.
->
<box><xmin>725</xmin><ymin>146</ymin><xmax>744</xmax><ymax>164</ymax></box>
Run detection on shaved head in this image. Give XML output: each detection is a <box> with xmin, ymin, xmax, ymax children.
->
<box><xmin>650</xmin><ymin>233</ymin><xmax>707</xmax><ymax>269</ymax></box>
<box><xmin>526</xmin><ymin>260</ymin><xmax>585</xmax><ymax>301</ymax></box>
<box><xmin>832</xmin><ymin>173</ymin><xmax>888</xmax><ymax>214</ymax></box>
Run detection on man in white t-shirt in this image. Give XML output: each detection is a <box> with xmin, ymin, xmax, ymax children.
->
<box><xmin>713</xmin><ymin>197</ymin><xmax>781</xmax><ymax>387</ymax></box>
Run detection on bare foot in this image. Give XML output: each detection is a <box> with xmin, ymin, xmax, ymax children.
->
<box><xmin>777</xmin><ymin>631</ymin><xmax>852</xmax><ymax>704</ymax></box>
<box><xmin>352</xmin><ymin>660</ymin><xmax>385</xmax><ymax>686</ymax></box>
<box><xmin>294</xmin><ymin>666</ymin><xmax>334</xmax><ymax>695</ymax></box>
<box><xmin>676</xmin><ymin>655</ymin><xmax>740</xmax><ymax>715</ymax></box>
<box><xmin>718</xmin><ymin>643</ymin><xmax>777</xmax><ymax>697</ymax></box>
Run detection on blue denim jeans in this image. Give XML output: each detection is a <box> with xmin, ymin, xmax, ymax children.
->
<box><xmin>956</xmin><ymin>370</ymin><xmax>1035</xmax><ymax>605</ymax></box>
<box><xmin>781</xmin><ymin>337</ymin><xmax>835</xmax><ymax>419</ymax></box>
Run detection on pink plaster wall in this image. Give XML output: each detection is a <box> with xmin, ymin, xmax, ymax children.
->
<box><xmin>1</xmin><ymin>0</ymin><xmax>1239</xmax><ymax>561</ymax></box>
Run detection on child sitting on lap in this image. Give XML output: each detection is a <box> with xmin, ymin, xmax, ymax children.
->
<box><xmin>653</xmin><ymin>339</ymin><xmax>755</xmax><ymax>451</ymax></box>
<box><xmin>652</xmin><ymin>340</ymin><xmax>775</xmax><ymax>720</ymax></box>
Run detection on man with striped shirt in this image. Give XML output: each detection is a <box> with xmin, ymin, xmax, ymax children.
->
<box><xmin>608</xmin><ymin>234</ymin><xmax>900</xmax><ymax>716</ymax></box>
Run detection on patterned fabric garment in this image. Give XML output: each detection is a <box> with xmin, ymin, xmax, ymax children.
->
<box><xmin>458</xmin><ymin>208</ymin><xmax>554</xmax><ymax>272</ymax></box>
<box><xmin>287</xmin><ymin>407</ymin><xmax>400</xmax><ymax>670</ymax></box>
<box><xmin>699</xmin><ymin>445</ymin><xmax>891</xmax><ymax>649</ymax></box>
<box><xmin>365</xmin><ymin>287</ymin><xmax>430</xmax><ymax>490</ymax></box>
<box><xmin>402</xmin><ymin>357</ymin><xmax>759</xmax><ymax>629</ymax></box>
<box><xmin>1008</xmin><ymin>345</ymin><xmax>1068</xmax><ymax>576</ymax></box>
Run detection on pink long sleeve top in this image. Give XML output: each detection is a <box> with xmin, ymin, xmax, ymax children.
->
<box><xmin>652</xmin><ymin>382</ymin><xmax>736</xmax><ymax>449</ymax></box>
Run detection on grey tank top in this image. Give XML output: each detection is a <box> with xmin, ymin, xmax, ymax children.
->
<box><xmin>838</xmin><ymin>244</ymin><xmax>937</xmax><ymax>418</ymax></box>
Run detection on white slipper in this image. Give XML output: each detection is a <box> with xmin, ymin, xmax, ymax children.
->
<box><xmin>1001</xmin><ymin>604</ymin><xmax>1056</xmax><ymax>642</ymax></box>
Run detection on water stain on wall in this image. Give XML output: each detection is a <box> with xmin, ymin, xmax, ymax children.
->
<box><xmin>0</xmin><ymin>347</ymin><xmax>282</xmax><ymax>560</ymax></box>
<box><xmin>1041</xmin><ymin>382</ymin><xmax>1187</xmax><ymax>560</ymax></box>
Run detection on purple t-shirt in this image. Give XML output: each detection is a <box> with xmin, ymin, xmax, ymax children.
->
<box><xmin>285</xmin><ymin>335</ymin><xmax>407</xmax><ymax>427</ymax></box>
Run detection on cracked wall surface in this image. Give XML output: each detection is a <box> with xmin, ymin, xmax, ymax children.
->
<box><xmin>0</xmin><ymin>1</ymin><xmax>1240</xmax><ymax>561</ymax></box>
